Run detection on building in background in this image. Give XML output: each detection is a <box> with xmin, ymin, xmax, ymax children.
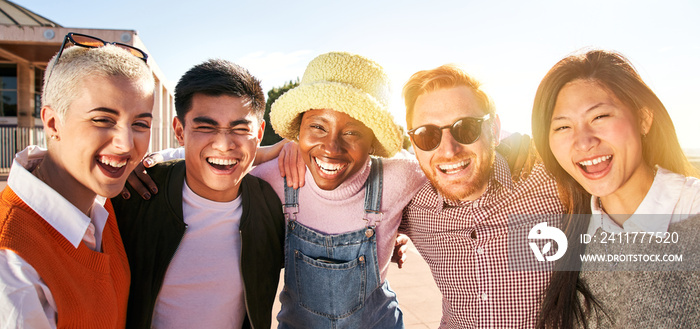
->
<box><xmin>0</xmin><ymin>0</ymin><xmax>176</xmax><ymax>173</ymax></box>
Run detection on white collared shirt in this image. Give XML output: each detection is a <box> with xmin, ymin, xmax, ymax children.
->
<box><xmin>0</xmin><ymin>146</ymin><xmax>109</xmax><ymax>329</ymax></box>
<box><xmin>588</xmin><ymin>166</ymin><xmax>700</xmax><ymax>235</ymax></box>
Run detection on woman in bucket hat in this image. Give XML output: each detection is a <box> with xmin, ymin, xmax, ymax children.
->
<box><xmin>252</xmin><ymin>51</ymin><xmax>427</xmax><ymax>328</ymax></box>
<box><xmin>133</xmin><ymin>51</ymin><xmax>426</xmax><ymax>327</ymax></box>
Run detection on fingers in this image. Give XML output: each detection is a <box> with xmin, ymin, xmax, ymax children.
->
<box><xmin>392</xmin><ymin>234</ymin><xmax>410</xmax><ymax>269</ymax></box>
<box><xmin>121</xmin><ymin>153</ymin><xmax>162</xmax><ymax>200</ymax></box>
<box><xmin>278</xmin><ymin>142</ymin><xmax>306</xmax><ymax>188</ymax></box>
<box><xmin>120</xmin><ymin>187</ymin><xmax>131</xmax><ymax>200</ymax></box>
<box><xmin>392</xmin><ymin>244</ymin><xmax>408</xmax><ymax>269</ymax></box>
<box><xmin>143</xmin><ymin>152</ymin><xmax>164</xmax><ymax>168</ymax></box>
<box><xmin>296</xmin><ymin>152</ymin><xmax>306</xmax><ymax>188</ymax></box>
<box><xmin>121</xmin><ymin>153</ymin><xmax>164</xmax><ymax>201</ymax></box>
<box><xmin>136</xmin><ymin>166</ymin><xmax>158</xmax><ymax>195</ymax></box>
<box><xmin>126</xmin><ymin>166</ymin><xmax>152</xmax><ymax>200</ymax></box>
<box><xmin>286</xmin><ymin>145</ymin><xmax>299</xmax><ymax>189</ymax></box>
<box><xmin>278</xmin><ymin>147</ymin><xmax>287</xmax><ymax>178</ymax></box>
<box><xmin>397</xmin><ymin>244</ymin><xmax>408</xmax><ymax>269</ymax></box>
<box><xmin>396</xmin><ymin>233</ymin><xmax>410</xmax><ymax>245</ymax></box>
<box><xmin>396</xmin><ymin>233</ymin><xmax>409</xmax><ymax>268</ymax></box>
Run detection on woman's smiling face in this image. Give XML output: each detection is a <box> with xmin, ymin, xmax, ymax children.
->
<box><xmin>297</xmin><ymin>109</ymin><xmax>376</xmax><ymax>190</ymax></box>
<box><xmin>548</xmin><ymin>79</ymin><xmax>652</xmax><ymax>198</ymax></box>
<box><xmin>52</xmin><ymin>75</ymin><xmax>154</xmax><ymax>198</ymax></box>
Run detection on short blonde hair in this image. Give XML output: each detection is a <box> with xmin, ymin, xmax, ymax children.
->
<box><xmin>42</xmin><ymin>44</ymin><xmax>154</xmax><ymax>121</ymax></box>
<box><xmin>402</xmin><ymin>64</ymin><xmax>495</xmax><ymax>129</ymax></box>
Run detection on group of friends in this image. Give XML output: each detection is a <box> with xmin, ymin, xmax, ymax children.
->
<box><xmin>0</xmin><ymin>31</ymin><xmax>698</xmax><ymax>329</ymax></box>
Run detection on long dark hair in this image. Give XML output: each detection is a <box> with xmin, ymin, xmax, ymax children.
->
<box><xmin>532</xmin><ymin>49</ymin><xmax>698</xmax><ymax>329</ymax></box>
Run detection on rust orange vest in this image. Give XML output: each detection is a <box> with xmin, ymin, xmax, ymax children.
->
<box><xmin>0</xmin><ymin>187</ymin><xmax>130</xmax><ymax>328</ymax></box>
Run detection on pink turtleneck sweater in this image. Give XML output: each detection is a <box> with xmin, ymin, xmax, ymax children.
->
<box><xmin>251</xmin><ymin>156</ymin><xmax>426</xmax><ymax>281</ymax></box>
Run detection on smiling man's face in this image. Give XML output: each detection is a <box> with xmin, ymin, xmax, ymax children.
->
<box><xmin>174</xmin><ymin>93</ymin><xmax>263</xmax><ymax>202</ymax></box>
<box><xmin>410</xmin><ymin>86</ymin><xmax>497</xmax><ymax>202</ymax></box>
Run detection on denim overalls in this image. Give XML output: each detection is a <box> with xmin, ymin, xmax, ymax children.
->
<box><xmin>277</xmin><ymin>157</ymin><xmax>404</xmax><ymax>329</ymax></box>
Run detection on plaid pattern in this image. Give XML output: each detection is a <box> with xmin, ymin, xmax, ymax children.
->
<box><xmin>400</xmin><ymin>153</ymin><xmax>563</xmax><ymax>328</ymax></box>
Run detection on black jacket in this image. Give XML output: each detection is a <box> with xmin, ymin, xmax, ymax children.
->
<box><xmin>112</xmin><ymin>160</ymin><xmax>285</xmax><ymax>329</ymax></box>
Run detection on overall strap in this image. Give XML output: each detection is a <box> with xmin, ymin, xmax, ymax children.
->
<box><xmin>283</xmin><ymin>177</ymin><xmax>299</xmax><ymax>222</ymax></box>
<box><xmin>363</xmin><ymin>157</ymin><xmax>384</xmax><ymax>228</ymax></box>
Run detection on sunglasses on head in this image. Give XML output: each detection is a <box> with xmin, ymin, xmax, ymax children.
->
<box><xmin>47</xmin><ymin>32</ymin><xmax>149</xmax><ymax>83</ymax></box>
<box><xmin>408</xmin><ymin>113</ymin><xmax>491</xmax><ymax>151</ymax></box>
<box><xmin>53</xmin><ymin>32</ymin><xmax>148</xmax><ymax>66</ymax></box>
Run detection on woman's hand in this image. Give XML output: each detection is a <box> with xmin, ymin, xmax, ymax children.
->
<box><xmin>120</xmin><ymin>153</ymin><xmax>164</xmax><ymax>200</ymax></box>
<box><xmin>391</xmin><ymin>234</ymin><xmax>410</xmax><ymax>269</ymax></box>
<box><xmin>278</xmin><ymin>141</ymin><xmax>306</xmax><ymax>189</ymax></box>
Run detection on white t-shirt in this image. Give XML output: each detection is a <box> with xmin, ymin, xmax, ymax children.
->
<box><xmin>152</xmin><ymin>181</ymin><xmax>246</xmax><ymax>329</ymax></box>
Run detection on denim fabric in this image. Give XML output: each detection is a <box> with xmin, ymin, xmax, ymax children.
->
<box><xmin>277</xmin><ymin>158</ymin><xmax>404</xmax><ymax>329</ymax></box>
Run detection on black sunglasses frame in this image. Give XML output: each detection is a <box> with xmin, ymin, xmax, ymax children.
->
<box><xmin>54</xmin><ymin>32</ymin><xmax>148</xmax><ymax>65</ymax></box>
<box><xmin>408</xmin><ymin>113</ymin><xmax>491</xmax><ymax>151</ymax></box>
<box><xmin>46</xmin><ymin>32</ymin><xmax>149</xmax><ymax>85</ymax></box>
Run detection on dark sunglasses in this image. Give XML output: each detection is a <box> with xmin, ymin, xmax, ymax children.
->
<box><xmin>46</xmin><ymin>32</ymin><xmax>149</xmax><ymax>82</ymax></box>
<box><xmin>53</xmin><ymin>32</ymin><xmax>148</xmax><ymax>66</ymax></box>
<box><xmin>408</xmin><ymin>113</ymin><xmax>491</xmax><ymax>151</ymax></box>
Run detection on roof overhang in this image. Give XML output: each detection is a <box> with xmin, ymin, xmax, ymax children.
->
<box><xmin>1</xmin><ymin>25</ymin><xmax>139</xmax><ymax>68</ymax></box>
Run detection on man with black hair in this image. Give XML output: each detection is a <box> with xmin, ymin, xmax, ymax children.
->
<box><xmin>112</xmin><ymin>59</ymin><xmax>285</xmax><ymax>329</ymax></box>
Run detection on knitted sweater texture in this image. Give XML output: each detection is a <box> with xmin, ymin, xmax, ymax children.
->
<box><xmin>580</xmin><ymin>214</ymin><xmax>700</xmax><ymax>328</ymax></box>
<box><xmin>251</xmin><ymin>155</ymin><xmax>426</xmax><ymax>281</ymax></box>
<box><xmin>0</xmin><ymin>187</ymin><xmax>130</xmax><ymax>329</ymax></box>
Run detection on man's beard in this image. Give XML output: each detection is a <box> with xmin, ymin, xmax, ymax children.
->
<box><xmin>424</xmin><ymin>148</ymin><xmax>495</xmax><ymax>202</ymax></box>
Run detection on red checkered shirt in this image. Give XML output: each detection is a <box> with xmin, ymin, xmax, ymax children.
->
<box><xmin>400</xmin><ymin>153</ymin><xmax>563</xmax><ymax>328</ymax></box>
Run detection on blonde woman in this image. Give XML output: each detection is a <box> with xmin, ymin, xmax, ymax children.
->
<box><xmin>0</xmin><ymin>33</ymin><xmax>154</xmax><ymax>328</ymax></box>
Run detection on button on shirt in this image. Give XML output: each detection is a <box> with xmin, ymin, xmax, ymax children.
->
<box><xmin>0</xmin><ymin>146</ymin><xmax>109</xmax><ymax>329</ymax></box>
<box><xmin>400</xmin><ymin>153</ymin><xmax>564</xmax><ymax>329</ymax></box>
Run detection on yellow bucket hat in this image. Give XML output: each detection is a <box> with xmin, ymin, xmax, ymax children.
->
<box><xmin>270</xmin><ymin>51</ymin><xmax>402</xmax><ymax>158</ymax></box>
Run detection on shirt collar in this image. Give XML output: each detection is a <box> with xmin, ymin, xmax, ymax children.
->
<box><xmin>8</xmin><ymin>146</ymin><xmax>108</xmax><ymax>248</ymax></box>
<box><xmin>588</xmin><ymin>166</ymin><xmax>679</xmax><ymax>234</ymax></box>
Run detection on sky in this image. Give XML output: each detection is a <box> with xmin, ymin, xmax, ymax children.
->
<box><xmin>16</xmin><ymin>0</ymin><xmax>700</xmax><ymax>150</ymax></box>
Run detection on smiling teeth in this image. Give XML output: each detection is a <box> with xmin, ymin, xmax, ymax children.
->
<box><xmin>315</xmin><ymin>158</ymin><xmax>346</xmax><ymax>174</ymax></box>
<box><xmin>578</xmin><ymin>155</ymin><xmax>611</xmax><ymax>166</ymax></box>
<box><xmin>99</xmin><ymin>157</ymin><xmax>127</xmax><ymax>168</ymax></box>
<box><xmin>208</xmin><ymin>158</ymin><xmax>237</xmax><ymax>166</ymax></box>
<box><xmin>438</xmin><ymin>160</ymin><xmax>469</xmax><ymax>174</ymax></box>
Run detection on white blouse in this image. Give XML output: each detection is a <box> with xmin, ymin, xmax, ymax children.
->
<box><xmin>589</xmin><ymin>166</ymin><xmax>700</xmax><ymax>235</ymax></box>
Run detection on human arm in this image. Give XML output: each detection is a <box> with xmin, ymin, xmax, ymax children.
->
<box><xmin>390</xmin><ymin>234</ymin><xmax>410</xmax><ymax>269</ymax></box>
<box><xmin>256</xmin><ymin>139</ymin><xmax>289</xmax><ymax>166</ymax></box>
<box><xmin>121</xmin><ymin>140</ymin><xmax>290</xmax><ymax>199</ymax></box>
<box><xmin>277</xmin><ymin>141</ymin><xmax>307</xmax><ymax>188</ymax></box>
<box><xmin>119</xmin><ymin>148</ymin><xmax>180</xmax><ymax>200</ymax></box>
<box><xmin>496</xmin><ymin>132</ymin><xmax>538</xmax><ymax>181</ymax></box>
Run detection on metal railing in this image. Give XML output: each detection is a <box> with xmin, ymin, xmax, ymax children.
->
<box><xmin>1</xmin><ymin>126</ymin><xmax>176</xmax><ymax>174</ymax></box>
<box><xmin>1</xmin><ymin>126</ymin><xmax>46</xmax><ymax>174</ymax></box>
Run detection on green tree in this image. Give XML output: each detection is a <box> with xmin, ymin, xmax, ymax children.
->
<box><xmin>261</xmin><ymin>79</ymin><xmax>300</xmax><ymax>146</ymax></box>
